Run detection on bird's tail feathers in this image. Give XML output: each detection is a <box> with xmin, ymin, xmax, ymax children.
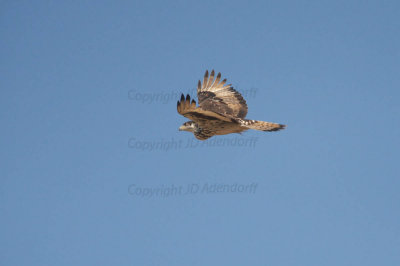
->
<box><xmin>239</xmin><ymin>119</ymin><xmax>286</xmax><ymax>132</ymax></box>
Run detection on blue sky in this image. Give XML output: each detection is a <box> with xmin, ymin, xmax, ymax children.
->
<box><xmin>1</xmin><ymin>1</ymin><xmax>399</xmax><ymax>265</ymax></box>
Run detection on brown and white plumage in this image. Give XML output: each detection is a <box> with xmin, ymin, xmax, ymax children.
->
<box><xmin>177</xmin><ymin>70</ymin><xmax>285</xmax><ymax>140</ymax></box>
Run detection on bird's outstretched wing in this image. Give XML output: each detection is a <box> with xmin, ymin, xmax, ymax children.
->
<box><xmin>177</xmin><ymin>94</ymin><xmax>232</xmax><ymax>123</ymax></box>
<box><xmin>197</xmin><ymin>70</ymin><xmax>248</xmax><ymax>119</ymax></box>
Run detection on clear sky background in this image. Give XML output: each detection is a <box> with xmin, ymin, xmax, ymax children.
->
<box><xmin>1</xmin><ymin>1</ymin><xmax>399</xmax><ymax>265</ymax></box>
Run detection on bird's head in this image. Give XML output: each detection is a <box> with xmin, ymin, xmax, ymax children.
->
<box><xmin>179</xmin><ymin>121</ymin><xmax>197</xmax><ymax>132</ymax></box>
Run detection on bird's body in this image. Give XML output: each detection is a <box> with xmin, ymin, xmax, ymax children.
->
<box><xmin>180</xmin><ymin>120</ymin><xmax>247</xmax><ymax>140</ymax></box>
<box><xmin>177</xmin><ymin>70</ymin><xmax>285</xmax><ymax>140</ymax></box>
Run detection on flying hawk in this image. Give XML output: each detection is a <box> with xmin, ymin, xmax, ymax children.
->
<box><xmin>177</xmin><ymin>70</ymin><xmax>286</xmax><ymax>140</ymax></box>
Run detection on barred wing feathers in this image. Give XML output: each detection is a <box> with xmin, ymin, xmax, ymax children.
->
<box><xmin>177</xmin><ymin>94</ymin><xmax>232</xmax><ymax>123</ymax></box>
<box><xmin>197</xmin><ymin>70</ymin><xmax>248</xmax><ymax>119</ymax></box>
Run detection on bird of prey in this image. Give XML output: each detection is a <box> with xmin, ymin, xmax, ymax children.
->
<box><xmin>177</xmin><ymin>70</ymin><xmax>286</xmax><ymax>140</ymax></box>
